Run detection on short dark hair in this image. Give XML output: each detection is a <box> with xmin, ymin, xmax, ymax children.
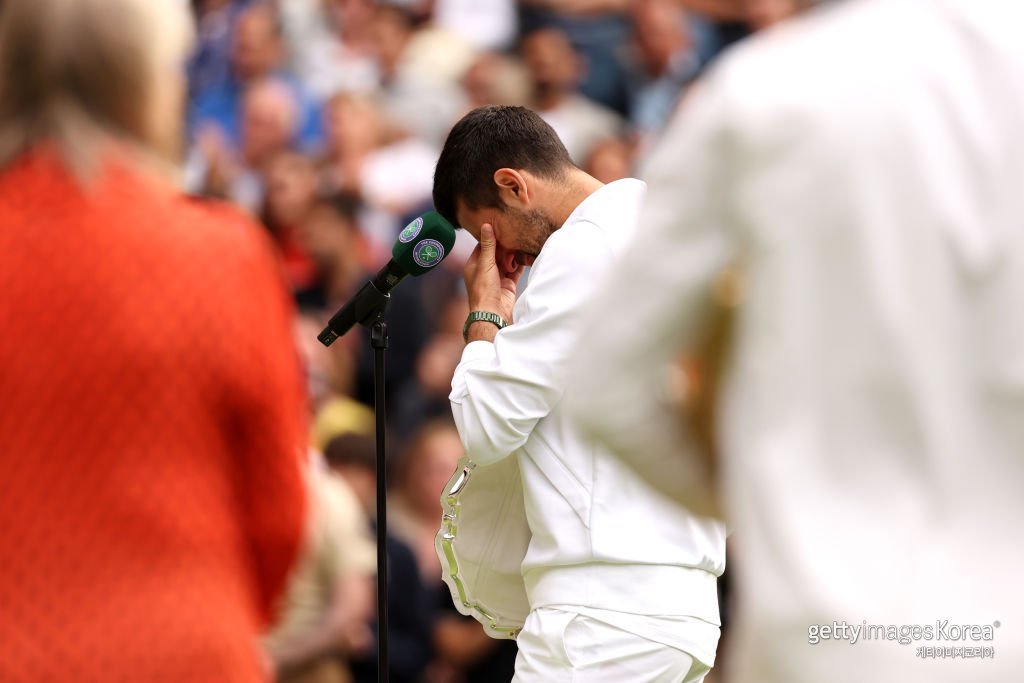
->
<box><xmin>432</xmin><ymin>105</ymin><xmax>574</xmax><ymax>228</ymax></box>
<box><xmin>374</xmin><ymin>3</ymin><xmax>417</xmax><ymax>31</ymax></box>
<box><xmin>324</xmin><ymin>432</ymin><xmax>376</xmax><ymax>472</ymax></box>
<box><xmin>312</xmin><ymin>190</ymin><xmax>362</xmax><ymax>227</ymax></box>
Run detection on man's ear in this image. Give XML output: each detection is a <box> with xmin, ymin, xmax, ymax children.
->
<box><xmin>493</xmin><ymin>168</ymin><xmax>530</xmax><ymax>208</ymax></box>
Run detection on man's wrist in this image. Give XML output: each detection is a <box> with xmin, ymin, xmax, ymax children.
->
<box><xmin>465</xmin><ymin>320</ymin><xmax>500</xmax><ymax>344</ymax></box>
<box><xmin>463</xmin><ymin>310</ymin><xmax>507</xmax><ymax>343</ymax></box>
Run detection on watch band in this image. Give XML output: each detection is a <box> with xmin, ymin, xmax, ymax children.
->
<box><xmin>463</xmin><ymin>310</ymin><xmax>507</xmax><ymax>342</ymax></box>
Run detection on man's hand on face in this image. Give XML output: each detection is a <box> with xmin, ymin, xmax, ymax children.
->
<box><xmin>464</xmin><ymin>224</ymin><xmax>525</xmax><ymax>336</ymax></box>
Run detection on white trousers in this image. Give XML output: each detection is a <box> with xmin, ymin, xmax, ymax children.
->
<box><xmin>512</xmin><ymin>607</ymin><xmax>712</xmax><ymax>683</ymax></box>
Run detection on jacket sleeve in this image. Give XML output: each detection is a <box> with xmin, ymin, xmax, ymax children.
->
<box><xmin>450</xmin><ymin>223</ymin><xmax>613</xmax><ymax>466</ymax></box>
<box><xmin>566</xmin><ymin>76</ymin><xmax>738</xmax><ymax>518</ymax></box>
<box><xmin>219</xmin><ymin>209</ymin><xmax>309</xmax><ymax>626</ymax></box>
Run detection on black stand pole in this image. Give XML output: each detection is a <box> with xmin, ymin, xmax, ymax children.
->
<box><xmin>370</xmin><ymin>313</ymin><xmax>390</xmax><ymax>683</ymax></box>
<box><xmin>316</xmin><ymin>285</ymin><xmax>393</xmax><ymax>683</ymax></box>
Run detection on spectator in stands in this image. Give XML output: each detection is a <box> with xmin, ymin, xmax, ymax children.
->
<box><xmin>323</xmin><ymin>434</ymin><xmax>380</xmax><ymax>522</ymax></box>
<box><xmin>240</xmin><ymin>79</ymin><xmax>305</xmax><ymax>200</ymax></box>
<box><xmin>627</xmin><ymin>0</ymin><xmax>699</xmax><ymax>142</ymax></box>
<box><xmin>261</xmin><ymin>150</ymin><xmax>321</xmax><ymax>292</ymax></box>
<box><xmin>519</xmin><ymin>26</ymin><xmax>624</xmax><ymax>165</ymax></box>
<box><xmin>370</xmin><ymin>3</ymin><xmax>418</xmax><ymax>88</ymax></box>
<box><xmin>457</xmin><ymin>51</ymin><xmax>530</xmax><ymax>114</ymax></box>
<box><xmin>190</xmin><ymin>76</ymin><xmax>304</xmax><ymax>211</ymax></box>
<box><xmin>190</xmin><ymin>1</ymin><xmax>323</xmax><ymax>152</ymax></box>
<box><xmin>281</xmin><ymin>0</ymin><xmax>379</xmax><ymax>100</ymax></box>
<box><xmin>519</xmin><ymin>0</ymin><xmax>634</xmax><ymax>114</ymax></box>
<box><xmin>325</xmin><ymin>433</ymin><xmax>434</xmax><ymax>683</ymax></box>
<box><xmin>0</xmin><ymin>0</ymin><xmax>307</xmax><ymax>680</ymax></box>
<box><xmin>264</xmin><ymin>458</ymin><xmax>376</xmax><ymax>683</ymax></box>
<box><xmin>431</xmin><ymin>0</ymin><xmax>518</xmax><ymax>52</ymax></box>
<box><xmin>188</xmin><ymin>0</ymin><xmax>251</xmax><ymax>99</ymax></box>
<box><xmin>368</xmin><ymin>3</ymin><xmax>468</xmax><ymax>147</ymax></box>
<box><xmin>294</xmin><ymin>312</ymin><xmax>374</xmax><ymax>452</ymax></box>
<box><xmin>295</xmin><ymin>192</ymin><xmax>371</xmax><ymax>311</ymax></box>
<box><xmin>320</xmin><ymin>92</ymin><xmax>437</xmax><ymax>249</ymax></box>
<box><xmin>393</xmin><ymin>294</ymin><xmax>470</xmax><ymax>442</ymax></box>
<box><xmin>319</xmin><ymin>93</ymin><xmax>379</xmax><ymax>201</ymax></box>
<box><xmin>389</xmin><ymin>420</ymin><xmax>465</xmax><ymax>579</ymax></box>
<box><xmin>520</xmin><ymin>0</ymin><xmax>630</xmax><ymax>111</ymax></box>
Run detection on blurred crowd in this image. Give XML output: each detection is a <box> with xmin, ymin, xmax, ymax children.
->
<box><xmin>181</xmin><ymin>1</ymin><xmax>812</xmax><ymax>681</ymax></box>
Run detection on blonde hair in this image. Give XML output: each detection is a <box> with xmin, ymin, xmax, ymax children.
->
<box><xmin>0</xmin><ymin>0</ymin><xmax>194</xmax><ymax>171</ymax></box>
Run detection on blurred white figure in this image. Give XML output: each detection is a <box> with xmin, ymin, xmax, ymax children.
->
<box><xmin>433</xmin><ymin>0</ymin><xmax>518</xmax><ymax>51</ymax></box>
<box><xmin>570</xmin><ymin>1</ymin><xmax>1024</xmax><ymax>682</ymax></box>
<box><xmin>320</xmin><ymin>92</ymin><xmax>438</xmax><ymax>248</ymax></box>
<box><xmin>280</xmin><ymin>0</ymin><xmax>380</xmax><ymax>100</ymax></box>
<box><xmin>370</xmin><ymin>4</ymin><xmax>470</xmax><ymax>147</ymax></box>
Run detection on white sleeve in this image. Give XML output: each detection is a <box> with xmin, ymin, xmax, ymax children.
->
<box><xmin>450</xmin><ymin>223</ymin><xmax>612</xmax><ymax>466</ymax></box>
<box><xmin>567</xmin><ymin>77</ymin><xmax>739</xmax><ymax>517</ymax></box>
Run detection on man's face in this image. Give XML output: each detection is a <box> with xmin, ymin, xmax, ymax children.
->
<box><xmin>456</xmin><ymin>200</ymin><xmax>559</xmax><ymax>274</ymax></box>
<box><xmin>241</xmin><ymin>84</ymin><xmax>296</xmax><ymax>166</ymax></box>
<box><xmin>299</xmin><ymin>204</ymin><xmax>356</xmax><ymax>273</ymax></box>
<box><xmin>521</xmin><ymin>29</ymin><xmax>578</xmax><ymax>98</ymax></box>
<box><xmin>231</xmin><ymin>8</ymin><xmax>282</xmax><ymax>81</ymax></box>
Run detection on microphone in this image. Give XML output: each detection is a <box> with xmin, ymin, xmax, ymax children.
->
<box><xmin>318</xmin><ymin>211</ymin><xmax>457</xmax><ymax>347</ymax></box>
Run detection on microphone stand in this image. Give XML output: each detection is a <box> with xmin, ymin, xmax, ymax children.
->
<box><xmin>318</xmin><ymin>286</ymin><xmax>392</xmax><ymax>683</ymax></box>
<box><xmin>369</xmin><ymin>311</ymin><xmax>390</xmax><ymax>683</ymax></box>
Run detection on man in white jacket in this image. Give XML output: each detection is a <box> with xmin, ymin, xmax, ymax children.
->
<box><xmin>432</xmin><ymin>105</ymin><xmax>726</xmax><ymax>682</ymax></box>
<box><xmin>569</xmin><ymin>2</ymin><xmax>1024</xmax><ymax>683</ymax></box>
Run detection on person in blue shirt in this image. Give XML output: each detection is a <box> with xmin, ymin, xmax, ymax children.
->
<box><xmin>189</xmin><ymin>1</ymin><xmax>323</xmax><ymax>152</ymax></box>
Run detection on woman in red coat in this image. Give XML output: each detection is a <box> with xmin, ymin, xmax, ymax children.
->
<box><xmin>0</xmin><ymin>1</ymin><xmax>308</xmax><ymax>681</ymax></box>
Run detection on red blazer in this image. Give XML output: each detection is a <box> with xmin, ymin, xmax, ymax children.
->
<box><xmin>0</xmin><ymin>150</ymin><xmax>308</xmax><ymax>682</ymax></box>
